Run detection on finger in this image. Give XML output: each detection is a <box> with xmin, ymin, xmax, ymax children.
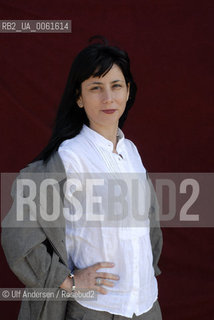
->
<box><xmin>93</xmin><ymin>262</ymin><xmax>115</xmax><ymax>271</ymax></box>
<box><xmin>96</xmin><ymin>272</ymin><xmax>120</xmax><ymax>281</ymax></box>
<box><xmin>100</xmin><ymin>280</ymin><xmax>115</xmax><ymax>287</ymax></box>
<box><xmin>94</xmin><ymin>285</ymin><xmax>108</xmax><ymax>295</ymax></box>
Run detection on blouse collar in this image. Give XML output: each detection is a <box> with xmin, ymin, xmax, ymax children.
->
<box><xmin>80</xmin><ymin>124</ymin><xmax>125</xmax><ymax>152</ymax></box>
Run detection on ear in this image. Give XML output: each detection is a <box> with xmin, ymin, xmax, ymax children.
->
<box><xmin>77</xmin><ymin>96</ymin><xmax>84</xmax><ymax>108</ymax></box>
<box><xmin>126</xmin><ymin>83</ymin><xmax>130</xmax><ymax>101</ymax></box>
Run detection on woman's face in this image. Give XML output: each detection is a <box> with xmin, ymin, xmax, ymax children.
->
<box><xmin>77</xmin><ymin>64</ymin><xmax>130</xmax><ymax>130</ymax></box>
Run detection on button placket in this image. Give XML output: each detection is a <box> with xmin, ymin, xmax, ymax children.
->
<box><xmin>133</xmin><ymin>239</ymin><xmax>140</xmax><ymax>290</ymax></box>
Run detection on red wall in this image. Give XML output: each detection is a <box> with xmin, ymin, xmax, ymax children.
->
<box><xmin>1</xmin><ymin>1</ymin><xmax>213</xmax><ymax>319</ymax></box>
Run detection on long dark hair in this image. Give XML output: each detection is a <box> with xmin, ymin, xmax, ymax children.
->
<box><xmin>33</xmin><ymin>36</ymin><xmax>137</xmax><ymax>163</ymax></box>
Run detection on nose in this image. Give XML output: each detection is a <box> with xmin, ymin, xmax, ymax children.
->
<box><xmin>102</xmin><ymin>88</ymin><xmax>113</xmax><ymax>104</ymax></box>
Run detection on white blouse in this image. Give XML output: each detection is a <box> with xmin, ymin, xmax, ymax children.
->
<box><xmin>58</xmin><ymin>124</ymin><xmax>158</xmax><ymax>317</ymax></box>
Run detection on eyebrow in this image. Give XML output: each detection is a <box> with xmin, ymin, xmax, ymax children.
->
<box><xmin>86</xmin><ymin>80</ymin><xmax>125</xmax><ymax>87</ymax></box>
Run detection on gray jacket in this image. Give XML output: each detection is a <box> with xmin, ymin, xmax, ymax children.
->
<box><xmin>1</xmin><ymin>151</ymin><xmax>163</xmax><ymax>320</ymax></box>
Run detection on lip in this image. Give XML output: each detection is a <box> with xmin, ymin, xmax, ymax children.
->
<box><xmin>102</xmin><ymin>109</ymin><xmax>117</xmax><ymax>114</ymax></box>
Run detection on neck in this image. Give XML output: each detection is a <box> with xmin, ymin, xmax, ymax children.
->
<box><xmin>89</xmin><ymin>122</ymin><xmax>119</xmax><ymax>152</ymax></box>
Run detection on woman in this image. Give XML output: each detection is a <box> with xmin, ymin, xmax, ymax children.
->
<box><xmin>1</xmin><ymin>37</ymin><xmax>163</xmax><ymax>320</ymax></box>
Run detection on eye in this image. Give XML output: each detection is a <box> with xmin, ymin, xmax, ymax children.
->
<box><xmin>112</xmin><ymin>84</ymin><xmax>122</xmax><ymax>89</ymax></box>
<box><xmin>90</xmin><ymin>86</ymin><xmax>100</xmax><ymax>91</ymax></box>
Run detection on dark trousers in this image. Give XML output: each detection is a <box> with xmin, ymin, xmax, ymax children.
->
<box><xmin>65</xmin><ymin>299</ymin><xmax>162</xmax><ymax>320</ymax></box>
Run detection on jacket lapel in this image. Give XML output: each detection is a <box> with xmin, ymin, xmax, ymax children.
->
<box><xmin>36</xmin><ymin>152</ymin><xmax>69</xmax><ymax>266</ymax></box>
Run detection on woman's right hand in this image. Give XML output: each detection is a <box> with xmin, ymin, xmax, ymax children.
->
<box><xmin>60</xmin><ymin>262</ymin><xmax>120</xmax><ymax>295</ymax></box>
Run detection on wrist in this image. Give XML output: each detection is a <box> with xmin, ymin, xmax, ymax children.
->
<box><xmin>68</xmin><ymin>272</ymin><xmax>76</xmax><ymax>292</ymax></box>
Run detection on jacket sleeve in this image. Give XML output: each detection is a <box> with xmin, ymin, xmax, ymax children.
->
<box><xmin>147</xmin><ymin>173</ymin><xmax>163</xmax><ymax>277</ymax></box>
<box><xmin>1</xmin><ymin>171</ymin><xmax>71</xmax><ymax>289</ymax></box>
